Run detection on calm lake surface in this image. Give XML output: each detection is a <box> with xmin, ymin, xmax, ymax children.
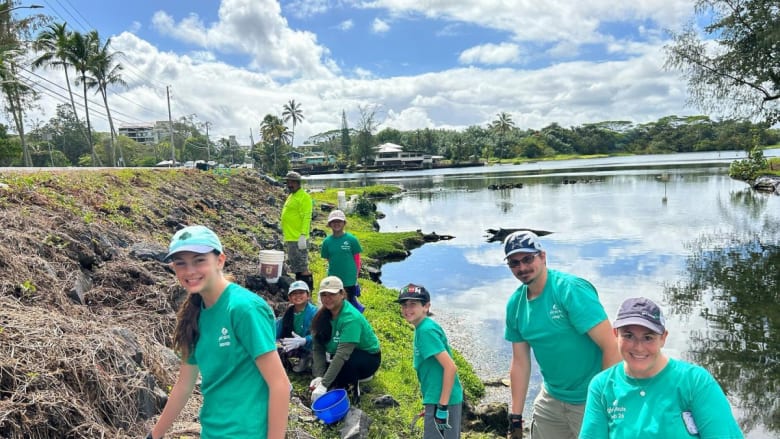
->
<box><xmin>307</xmin><ymin>150</ymin><xmax>780</xmax><ymax>438</ymax></box>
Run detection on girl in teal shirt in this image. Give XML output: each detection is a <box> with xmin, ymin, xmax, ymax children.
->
<box><xmin>398</xmin><ymin>283</ymin><xmax>463</xmax><ymax>439</ymax></box>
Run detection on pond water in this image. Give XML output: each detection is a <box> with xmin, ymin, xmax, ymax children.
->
<box><xmin>307</xmin><ymin>150</ymin><xmax>780</xmax><ymax>438</ymax></box>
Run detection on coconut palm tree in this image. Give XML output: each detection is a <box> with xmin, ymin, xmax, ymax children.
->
<box><xmin>32</xmin><ymin>22</ymin><xmax>89</xmax><ymax>144</ymax></box>
<box><xmin>85</xmin><ymin>31</ymin><xmax>126</xmax><ymax>166</ymax></box>
<box><xmin>491</xmin><ymin>111</ymin><xmax>515</xmax><ymax>159</ymax></box>
<box><xmin>260</xmin><ymin>114</ymin><xmax>290</xmax><ymax>174</ymax></box>
<box><xmin>67</xmin><ymin>30</ymin><xmax>99</xmax><ymax>165</ymax></box>
<box><xmin>281</xmin><ymin>99</ymin><xmax>304</xmax><ymax>148</ymax></box>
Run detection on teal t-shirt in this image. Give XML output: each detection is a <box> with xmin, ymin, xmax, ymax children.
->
<box><xmin>504</xmin><ymin>269</ymin><xmax>608</xmax><ymax>403</ymax></box>
<box><xmin>325</xmin><ymin>301</ymin><xmax>380</xmax><ymax>354</ymax></box>
<box><xmin>580</xmin><ymin>358</ymin><xmax>744</xmax><ymax>438</ymax></box>
<box><xmin>413</xmin><ymin>317</ymin><xmax>464</xmax><ymax>405</ymax></box>
<box><xmin>320</xmin><ymin>232</ymin><xmax>362</xmax><ymax>287</ymax></box>
<box><xmin>188</xmin><ymin>283</ymin><xmax>277</xmax><ymax>438</ymax></box>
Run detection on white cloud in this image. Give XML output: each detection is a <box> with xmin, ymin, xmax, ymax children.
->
<box><xmin>458</xmin><ymin>43</ymin><xmax>521</xmax><ymax>65</ymax></box>
<box><xmin>337</xmin><ymin>19</ymin><xmax>354</xmax><ymax>31</ymax></box>
<box><xmin>285</xmin><ymin>0</ymin><xmax>330</xmax><ymax>18</ymax></box>
<box><xmin>360</xmin><ymin>0</ymin><xmax>695</xmax><ymax>46</ymax></box>
<box><xmin>372</xmin><ymin>18</ymin><xmax>390</xmax><ymax>33</ymax></box>
<box><xmin>150</xmin><ymin>0</ymin><xmax>336</xmax><ymax>78</ymax></box>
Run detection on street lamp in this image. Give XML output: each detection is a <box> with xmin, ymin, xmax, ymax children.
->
<box><xmin>2</xmin><ymin>4</ymin><xmax>44</xmax><ymax>12</ymax></box>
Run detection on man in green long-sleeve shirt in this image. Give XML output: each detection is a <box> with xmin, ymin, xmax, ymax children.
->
<box><xmin>280</xmin><ymin>171</ymin><xmax>313</xmax><ymax>291</ymax></box>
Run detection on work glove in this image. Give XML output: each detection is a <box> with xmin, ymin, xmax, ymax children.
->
<box><xmin>311</xmin><ymin>383</ymin><xmax>327</xmax><ymax>403</ymax></box>
<box><xmin>297</xmin><ymin>235</ymin><xmax>307</xmax><ymax>250</ymax></box>
<box><xmin>508</xmin><ymin>413</ymin><xmax>523</xmax><ymax>439</ymax></box>
<box><xmin>281</xmin><ymin>332</ymin><xmax>306</xmax><ymax>352</ymax></box>
<box><xmin>309</xmin><ymin>376</ymin><xmax>323</xmax><ymax>390</ymax></box>
<box><xmin>434</xmin><ymin>404</ymin><xmax>451</xmax><ymax>431</ymax></box>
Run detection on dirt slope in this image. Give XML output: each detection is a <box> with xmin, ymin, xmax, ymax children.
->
<box><xmin>0</xmin><ymin>168</ymin><xmax>288</xmax><ymax>438</ymax></box>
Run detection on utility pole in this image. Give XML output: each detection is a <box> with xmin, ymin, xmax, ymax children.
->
<box><xmin>204</xmin><ymin>121</ymin><xmax>211</xmax><ymax>162</ymax></box>
<box><xmin>166</xmin><ymin>85</ymin><xmax>175</xmax><ymax>165</ymax></box>
<box><xmin>249</xmin><ymin>128</ymin><xmax>256</xmax><ymax>168</ymax></box>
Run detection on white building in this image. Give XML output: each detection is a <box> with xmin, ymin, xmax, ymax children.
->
<box><xmin>373</xmin><ymin>142</ymin><xmax>433</xmax><ymax>167</ymax></box>
<box><xmin>118</xmin><ymin>121</ymin><xmax>173</xmax><ymax>145</ymax></box>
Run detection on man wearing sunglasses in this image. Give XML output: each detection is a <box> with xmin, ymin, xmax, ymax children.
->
<box><xmin>502</xmin><ymin>231</ymin><xmax>620</xmax><ymax>439</ymax></box>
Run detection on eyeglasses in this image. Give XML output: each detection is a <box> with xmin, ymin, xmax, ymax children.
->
<box><xmin>506</xmin><ymin>253</ymin><xmax>539</xmax><ymax>268</ymax></box>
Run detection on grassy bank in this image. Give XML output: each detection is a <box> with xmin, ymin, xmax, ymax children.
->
<box><xmin>296</xmin><ymin>185</ymin><xmax>487</xmax><ymax>438</ymax></box>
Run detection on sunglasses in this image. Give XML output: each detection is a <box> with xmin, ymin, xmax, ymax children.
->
<box><xmin>506</xmin><ymin>253</ymin><xmax>540</xmax><ymax>268</ymax></box>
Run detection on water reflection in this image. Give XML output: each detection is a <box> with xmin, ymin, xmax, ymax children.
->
<box><xmin>664</xmin><ymin>223</ymin><xmax>780</xmax><ymax>435</ymax></box>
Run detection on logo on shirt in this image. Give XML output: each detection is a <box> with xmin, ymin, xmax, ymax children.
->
<box><xmin>549</xmin><ymin>303</ymin><xmax>564</xmax><ymax>320</ymax></box>
<box><xmin>218</xmin><ymin>327</ymin><xmax>231</xmax><ymax>348</ymax></box>
<box><xmin>607</xmin><ymin>400</ymin><xmax>625</xmax><ymax>419</ymax></box>
<box><xmin>332</xmin><ymin>330</ymin><xmax>341</xmax><ymax>344</ymax></box>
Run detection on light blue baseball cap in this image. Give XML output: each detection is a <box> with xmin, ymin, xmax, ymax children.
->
<box><xmin>288</xmin><ymin>280</ymin><xmax>310</xmax><ymax>295</ymax></box>
<box><xmin>166</xmin><ymin>225</ymin><xmax>223</xmax><ymax>261</ymax></box>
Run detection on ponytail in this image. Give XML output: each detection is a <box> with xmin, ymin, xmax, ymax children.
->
<box><xmin>173</xmin><ymin>293</ymin><xmax>203</xmax><ymax>361</ymax></box>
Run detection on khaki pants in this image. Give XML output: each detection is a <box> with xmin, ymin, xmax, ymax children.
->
<box><xmin>530</xmin><ymin>387</ymin><xmax>584</xmax><ymax>439</ymax></box>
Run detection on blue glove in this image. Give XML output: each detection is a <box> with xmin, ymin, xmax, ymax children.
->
<box><xmin>434</xmin><ymin>405</ymin><xmax>451</xmax><ymax>431</ymax></box>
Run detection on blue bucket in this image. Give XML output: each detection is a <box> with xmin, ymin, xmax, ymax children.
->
<box><xmin>312</xmin><ymin>388</ymin><xmax>350</xmax><ymax>424</ymax></box>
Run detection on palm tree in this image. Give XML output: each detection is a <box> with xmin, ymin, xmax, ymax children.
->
<box><xmin>32</xmin><ymin>22</ymin><xmax>89</xmax><ymax>145</ymax></box>
<box><xmin>281</xmin><ymin>99</ymin><xmax>304</xmax><ymax>148</ymax></box>
<box><xmin>260</xmin><ymin>114</ymin><xmax>290</xmax><ymax>174</ymax></box>
<box><xmin>85</xmin><ymin>31</ymin><xmax>126</xmax><ymax>166</ymax></box>
<box><xmin>67</xmin><ymin>30</ymin><xmax>99</xmax><ymax>165</ymax></box>
<box><xmin>491</xmin><ymin>112</ymin><xmax>515</xmax><ymax>159</ymax></box>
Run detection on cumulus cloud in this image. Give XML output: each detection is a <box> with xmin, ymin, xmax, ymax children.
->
<box><xmin>151</xmin><ymin>0</ymin><xmax>335</xmax><ymax>78</ymax></box>
<box><xmin>372</xmin><ymin>18</ymin><xmax>390</xmax><ymax>33</ymax></box>
<box><xmin>458</xmin><ymin>43</ymin><xmax>521</xmax><ymax>65</ymax></box>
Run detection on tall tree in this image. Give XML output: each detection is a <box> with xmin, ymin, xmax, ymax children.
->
<box><xmin>67</xmin><ymin>30</ymin><xmax>99</xmax><ymax>165</ymax></box>
<box><xmin>0</xmin><ymin>1</ymin><xmax>42</xmax><ymax>166</ymax></box>
<box><xmin>282</xmin><ymin>99</ymin><xmax>304</xmax><ymax>148</ymax></box>
<box><xmin>260</xmin><ymin>114</ymin><xmax>290</xmax><ymax>175</ymax></box>
<box><xmin>340</xmin><ymin>109</ymin><xmax>351</xmax><ymax>158</ymax></box>
<box><xmin>85</xmin><ymin>31</ymin><xmax>126</xmax><ymax>166</ymax></box>
<box><xmin>665</xmin><ymin>0</ymin><xmax>780</xmax><ymax>123</ymax></box>
<box><xmin>491</xmin><ymin>112</ymin><xmax>515</xmax><ymax>159</ymax></box>
<box><xmin>32</xmin><ymin>22</ymin><xmax>90</xmax><ymax>146</ymax></box>
<box><xmin>353</xmin><ymin>105</ymin><xmax>379</xmax><ymax>165</ymax></box>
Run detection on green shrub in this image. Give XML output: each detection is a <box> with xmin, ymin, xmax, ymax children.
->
<box><xmin>729</xmin><ymin>148</ymin><xmax>768</xmax><ymax>181</ymax></box>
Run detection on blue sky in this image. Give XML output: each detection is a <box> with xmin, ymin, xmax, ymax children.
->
<box><xmin>20</xmin><ymin>0</ymin><xmax>703</xmax><ymax>145</ymax></box>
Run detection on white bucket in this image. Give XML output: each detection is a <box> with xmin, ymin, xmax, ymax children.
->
<box><xmin>259</xmin><ymin>250</ymin><xmax>285</xmax><ymax>283</ymax></box>
<box><xmin>337</xmin><ymin>191</ymin><xmax>347</xmax><ymax>211</ymax></box>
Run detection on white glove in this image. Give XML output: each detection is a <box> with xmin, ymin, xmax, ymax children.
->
<box><xmin>297</xmin><ymin>235</ymin><xmax>307</xmax><ymax>250</ymax></box>
<box><xmin>311</xmin><ymin>383</ymin><xmax>327</xmax><ymax>403</ymax></box>
<box><xmin>309</xmin><ymin>376</ymin><xmax>323</xmax><ymax>390</ymax></box>
<box><xmin>281</xmin><ymin>332</ymin><xmax>306</xmax><ymax>352</ymax></box>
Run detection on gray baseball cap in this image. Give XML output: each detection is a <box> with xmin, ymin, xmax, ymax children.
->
<box><xmin>613</xmin><ymin>297</ymin><xmax>666</xmax><ymax>334</ymax></box>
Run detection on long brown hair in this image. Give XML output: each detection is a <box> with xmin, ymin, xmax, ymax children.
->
<box><xmin>173</xmin><ymin>293</ymin><xmax>202</xmax><ymax>361</ymax></box>
<box><xmin>310</xmin><ymin>307</ymin><xmax>333</xmax><ymax>346</ymax></box>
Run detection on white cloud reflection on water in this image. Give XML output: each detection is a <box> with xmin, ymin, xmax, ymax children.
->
<box><xmin>376</xmin><ymin>171</ymin><xmax>769</xmax><ymax>414</ymax></box>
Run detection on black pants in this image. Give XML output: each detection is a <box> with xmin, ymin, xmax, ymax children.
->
<box><xmin>331</xmin><ymin>350</ymin><xmax>381</xmax><ymax>388</ymax></box>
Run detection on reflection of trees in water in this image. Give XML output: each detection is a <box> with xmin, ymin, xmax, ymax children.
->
<box><xmin>664</xmin><ymin>222</ymin><xmax>779</xmax><ymax>434</ymax></box>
